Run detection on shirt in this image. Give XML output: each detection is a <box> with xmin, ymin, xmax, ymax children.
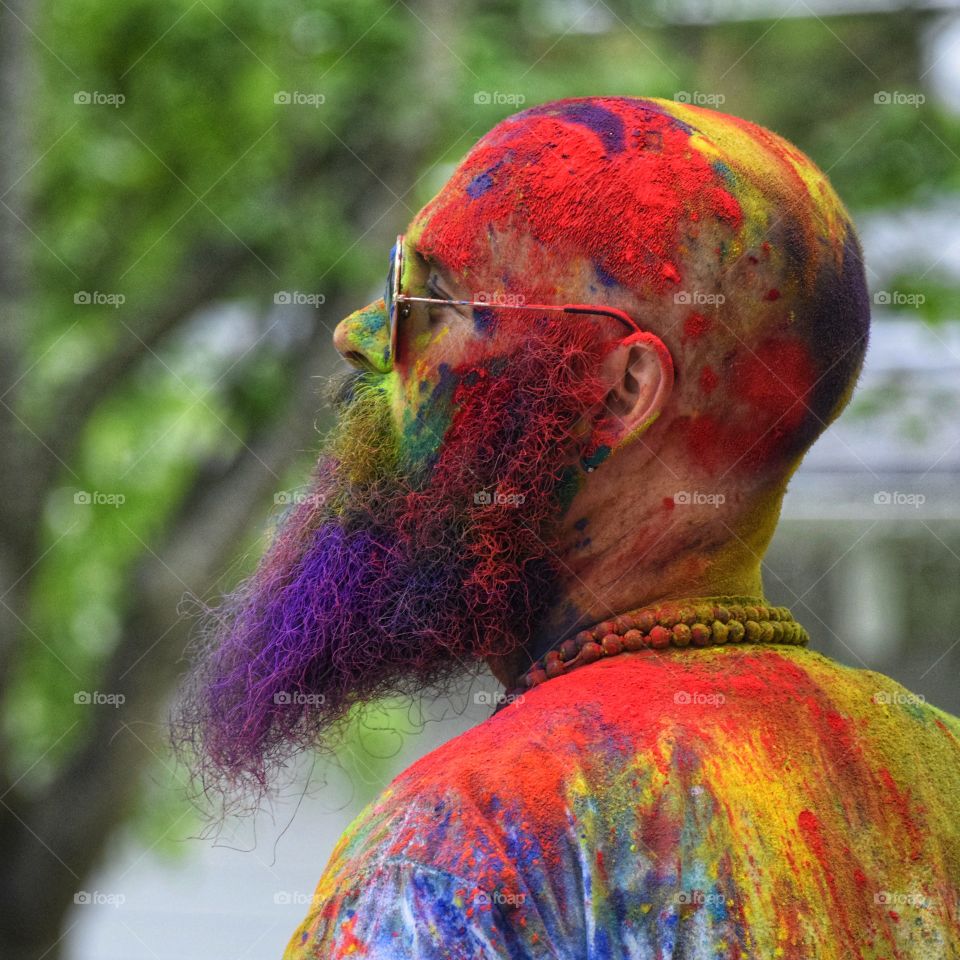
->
<box><xmin>283</xmin><ymin>645</ymin><xmax>960</xmax><ymax>959</ymax></box>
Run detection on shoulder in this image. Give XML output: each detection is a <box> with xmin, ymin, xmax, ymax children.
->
<box><xmin>313</xmin><ymin>699</ymin><xmax>579</xmax><ymax>893</ymax></box>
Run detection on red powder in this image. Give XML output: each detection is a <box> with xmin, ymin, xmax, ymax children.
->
<box><xmin>699</xmin><ymin>365</ymin><xmax>719</xmax><ymax>393</ymax></box>
<box><xmin>878</xmin><ymin>768</ymin><xmax>924</xmax><ymax>861</ymax></box>
<box><xmin>416</xmin><ymin>102</ymin><xmax>745</xmax><ymax>299</ymax></box>
<box><xmin>706</xmin><ymin>186</ymin><xmax>742</xmax><ymax>225</ymax></box>
<box><xmin>683</xmin><ymin>312</ymin><xmax>711</xmax><ymax>342</ymax></box>
<box><xmin>798</xmin><ymin>810</ymin><xmax>820</xmax><ymax>841</ymax></box>
<box><xmin>737</xmin><ymin>339</ymin><xmax>814</xmax><ymax>426</ymax></box>
<box><xmin>682</xmin><ymin>338</ymin><xmax>816</xmax><ymax>474</ymax></box>
<box><xmin>662</xmin><ymin>496</ymin><xmax>675</xmax><ymax>511</ymax></box>
<box><xmin>661</xmin><ymin>261</ymin><xmax>681</xmax><ymax>284</ymax></box>
<box><xmin>684</xmin><ymin>414</ymin><xmax>725</xmax><ymax>474</ymax></box>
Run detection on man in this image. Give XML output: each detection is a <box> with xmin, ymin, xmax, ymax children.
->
<box><xmin>176</xmin><ymin>97</ymin><xmax>960</xmax><ymax>958</ymax></box>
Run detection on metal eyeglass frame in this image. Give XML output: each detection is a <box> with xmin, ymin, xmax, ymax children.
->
<box><xmin>386</xmin><ymin>234</ymin><xmax>659</xmax><ymax>364</ymax></box>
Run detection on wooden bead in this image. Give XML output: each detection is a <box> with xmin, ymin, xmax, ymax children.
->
<box><xmin>545</xmin><ymin>658</ymin><xmax>565</xmax><ymax>679</ymax></box>
<box><xmin>636</xmin><ymin>610</ymin><xmax>657</xmax><ymax>632</ymax></box>
<box><xmin>657</xmin><ymin>604</ymin><xmax>679</xmax><ymax>627</ymax></box>
<box><xmin>678</xmin><ymin>605</ymin><xmax>697</xmax><ymax>625</ymax></box>
<box><xmin>559</xmin><ymin>638</ymin><xmax>579</xmax><ymax>661</ymax></box>
<box><xmin>648</xmin><ymin>625</ymin><xmax>671</xmax><ymax>649</ymax></box>
<box><xmin>579</xmin><ymin>641</ymin><xmax>603</xmax><ymax>664</ymax></box>
<box><xmin>690</xmin><ymin>623</ymin><xmax>712</xmax><ymax>646</ymax></box>
<box><xmin>601</xmin><ymin>634</ymin><xmax>624</xmax><ymax>656</ymax></box>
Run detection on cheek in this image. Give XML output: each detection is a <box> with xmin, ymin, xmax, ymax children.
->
<box><xmin>391</xmin><ymin>353</ymin><xmax>459</xmax><ymax>466</ymax></box>
<box><xmin>392</xmin><ymin>321</ymin><xmax>500</xmax><ymax>462</ymax></box>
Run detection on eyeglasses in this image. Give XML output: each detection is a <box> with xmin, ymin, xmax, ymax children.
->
<box><xmin>385</xmin><ymin>234</ymin><xmax>650</xmax><ymax>364</ymax></box>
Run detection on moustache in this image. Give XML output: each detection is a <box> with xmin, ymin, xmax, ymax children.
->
<box><xmin>325</xmin><ymin>367</ymin><xmax>375</xmax><ymax>413</ymax></box>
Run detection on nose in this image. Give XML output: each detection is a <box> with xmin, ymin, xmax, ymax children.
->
<box><xmin>333</xmin><ymin>298</ymin><xmax>391</xmax><ymax>373</ymax></box>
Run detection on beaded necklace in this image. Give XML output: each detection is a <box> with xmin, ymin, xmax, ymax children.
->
<box><xmin>505</xmin><ymin>596</ymin><xmax>809</xmax><ymax>699</ymax></box>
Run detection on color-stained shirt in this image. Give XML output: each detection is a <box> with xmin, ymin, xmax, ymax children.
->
<box><xmin>283</xmin><ymin>646</ymin><xmax>960</xmax><ymax>959</ymax></box>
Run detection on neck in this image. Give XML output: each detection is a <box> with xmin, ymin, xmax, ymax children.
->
<box><xmin>532</xmin><ymin>571</ymin><xmax>766</xmax><ymax>661</ymax></box>
<box><xmin>488</xmin><ymin>481</ymin><xmax>785</xmax><ymax>688</ymax></box>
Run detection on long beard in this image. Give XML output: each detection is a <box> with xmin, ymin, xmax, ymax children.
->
<box><xmin>172</xmin><ymin>322</ymin><xmax>608</xmax><ymax>806</ymax></box>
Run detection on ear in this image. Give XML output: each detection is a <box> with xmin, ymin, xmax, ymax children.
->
<box><xmin>600</xmin><ymin>332</ymin><xmax>674</xmax><ymax>437</ymax></box>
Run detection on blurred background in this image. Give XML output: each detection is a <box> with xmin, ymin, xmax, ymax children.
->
<box><xmin>1</xmin><ymin>0</ymin><xmax>959</xmax><ymax>956</ymax></box>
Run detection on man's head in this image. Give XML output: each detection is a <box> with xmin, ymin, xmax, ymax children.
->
<box><xmin>175</xmin><ymin>96</ymin><xmax>869</xmax><ymax>803</ymax></box>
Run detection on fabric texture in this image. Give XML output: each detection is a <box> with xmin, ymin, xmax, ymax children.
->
<box><xmin>283</xmin><ymin>646</ymin><xmax>960</xmax><ymax>959</ymax></box>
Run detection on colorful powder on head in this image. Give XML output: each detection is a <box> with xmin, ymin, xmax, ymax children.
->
<box><xmin>409</xmin><ymin>95</ymin><xmax>869</xmax><ymax>484</ymax></box>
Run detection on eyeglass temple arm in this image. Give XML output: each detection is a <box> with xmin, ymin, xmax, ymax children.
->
<box><xmin>562</xmin><ymin>304</ymin><xmax>675</xmax><ymax>386</ymax></box>
<box><xmin>395</xmin><ymin>294</ymin><xmax>674</xmax><ymax>381</ymax></box>
<box><xmin>405</xmin><ymin>297</ymin><xmax>640</xmax><ymax>332</ymax></box>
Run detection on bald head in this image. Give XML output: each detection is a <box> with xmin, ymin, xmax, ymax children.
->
<box><xmin>409</xmin><ymin>95</ymin><xmax>870</xmax><ymax>484</ymax></box>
